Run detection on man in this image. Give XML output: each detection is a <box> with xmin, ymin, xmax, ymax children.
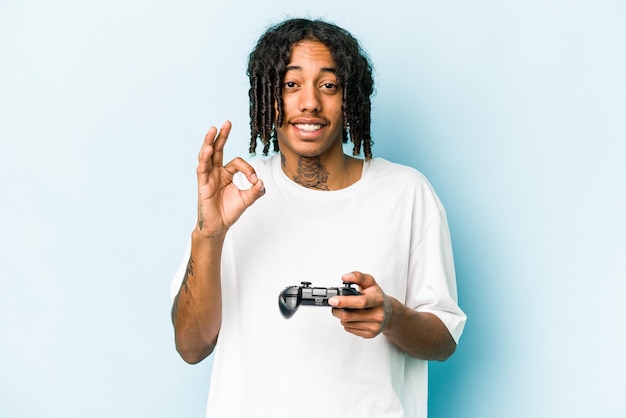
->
<box><xmin>171</xmin><ymin>18</ymin><xmax>466</xmax><ymax>418</ymax></box>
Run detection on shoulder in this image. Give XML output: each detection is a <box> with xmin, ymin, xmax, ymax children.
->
<box><xmin>367</xmin><ymin>158</ymin><xmax>432</xmax><ymax>188</ymax></box>
<box><xmin>248</xmin><ymin>154</ymin><xmax>278</xmax><ymax>175</ymax></box>
<box><xmin>366</xmin><ymin>158</ymin><xmax>445</xmax><ymax>211</ymax></box>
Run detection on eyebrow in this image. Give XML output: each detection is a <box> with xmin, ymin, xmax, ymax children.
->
<box><xmin>285</xmin><ymin>65</ymin><xmax>337</xmax><ymax>74</ymax></box>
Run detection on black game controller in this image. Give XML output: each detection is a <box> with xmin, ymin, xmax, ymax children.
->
<box><xmin>278</xmin><ymin>281</ymin><xmax>361</xmax><ymax>319</ymax></box>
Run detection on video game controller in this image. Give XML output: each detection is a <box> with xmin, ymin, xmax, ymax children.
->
<box><xmin>278</xmin><ymin>281</ymin><xmax>361</xmax><ymax>319</ymax></box>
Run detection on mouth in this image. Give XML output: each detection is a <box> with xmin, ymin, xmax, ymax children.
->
<box><xmin>293</xmin><ymin>123</ymin><xmax>323</xmax><ymax>132</ymax></box>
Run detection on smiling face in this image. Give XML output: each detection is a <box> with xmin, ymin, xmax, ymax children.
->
<box><xmin>274</xmin><ymin>40</ymin><xmax>345</xmax><ymax>161</ymax></box>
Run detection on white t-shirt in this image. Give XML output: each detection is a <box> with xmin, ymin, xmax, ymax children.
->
<box><xmin>171</xmin><ymin>155</ymin><xmax>466</xmax><ymax>418</ymax></box>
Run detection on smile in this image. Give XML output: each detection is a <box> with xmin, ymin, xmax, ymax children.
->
<box><xmin>294</xmin><ymin>123</ymin><xmax>323</xmax><ymax>132</ymax></box>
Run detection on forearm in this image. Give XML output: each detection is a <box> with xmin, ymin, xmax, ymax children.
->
<box><xmin>171</xmin><ymin>229</ymin><xmax>225</xmax><ymax>364</ymax></box>
<box><xmin>382</xmin><ymin>297</ymin><xmax>456</xmax><ymax>361</ymax></box>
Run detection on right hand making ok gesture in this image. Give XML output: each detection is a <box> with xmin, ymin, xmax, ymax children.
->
<box><xmin>195</xmin><ymin>120</ymin><xmax>265</xmax><ymax>238</ymax></box>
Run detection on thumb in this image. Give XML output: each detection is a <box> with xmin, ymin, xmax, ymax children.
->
<box><xmin>241</xmin><ymin>179</ymin><xmax>266</xmax><ymax>207</ymax></box>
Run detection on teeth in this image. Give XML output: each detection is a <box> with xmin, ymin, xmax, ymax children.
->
<box><xmin>295</xmin><ymin>123</ymin><xmax>322</xmax><ymax>132</ymax></box>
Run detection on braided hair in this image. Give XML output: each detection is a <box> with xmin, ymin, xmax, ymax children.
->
<box><xmin>247</xmin><ymin>18</ymin><xmax>374</xmax><ymax>159</ymax></box>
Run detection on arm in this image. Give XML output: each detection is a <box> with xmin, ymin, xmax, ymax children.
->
<box><xmin>172</xmin><ymin>231</ymin><xmax>225</xmax><ymax>364</ymax></box>
<box><xmin>172</xmin><ymin>121</ymin><xmax>265</xmax><ymax>364</ymax></box>
<box><xmin>329</xmin><ymin>272</ymin><xmax>456</xmax><ymax>361</ymax></box>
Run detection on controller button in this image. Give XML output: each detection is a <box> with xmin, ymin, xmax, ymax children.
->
<box><xmin>312</xmin><ymin>288</ymin><xmax>326</xmax><ymax>296</ymax></box>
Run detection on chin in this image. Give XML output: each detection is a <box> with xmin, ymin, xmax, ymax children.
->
<box><xmin>279</xmin><ymin>139</ymin><xmax>340</xmax><ymax>160</ymax></box>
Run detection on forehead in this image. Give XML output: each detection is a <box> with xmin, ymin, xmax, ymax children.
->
<box><xmin>287</xmin><ymin>40</ymin><xmax>336</xmax><ymax>69</ymax></box>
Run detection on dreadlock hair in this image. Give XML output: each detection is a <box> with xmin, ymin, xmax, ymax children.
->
<box><xmin>247</xmin><ymin>18</ymin><xmax>374</xmax><ymax>159</ymax></box>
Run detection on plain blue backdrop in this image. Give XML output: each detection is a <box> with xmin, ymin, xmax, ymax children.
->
<box><xmin>1</xmin><ymin>0</ymin><xmax>625</xmax><ymax>417</ymax></box>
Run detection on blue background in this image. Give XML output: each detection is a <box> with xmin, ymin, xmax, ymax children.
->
<box><xmin>1</xmin><ymin>1</ymin><xmax>625</xmax><ymax>416</ymax></box>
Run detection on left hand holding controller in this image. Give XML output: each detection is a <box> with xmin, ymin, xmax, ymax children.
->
<box><xmin>329</xmin><ymin>272</ymin><xmax>457</xmax><ymax>360</ymax></box>
<box><xmin>328</xmin><ymin>272</ymin><xmax>393</xmax><ymax>338</ymax></box>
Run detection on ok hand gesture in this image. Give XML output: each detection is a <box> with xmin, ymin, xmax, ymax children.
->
<box><xmin>195</xmin><ymin>121</ymin><xmax>265</xmax><ymax>238</ymax></box>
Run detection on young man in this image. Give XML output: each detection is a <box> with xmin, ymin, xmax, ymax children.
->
<box><xmin>171</xmin><ymin>18</ymin><xmax>466</xmax><ymax>418</ymax></box>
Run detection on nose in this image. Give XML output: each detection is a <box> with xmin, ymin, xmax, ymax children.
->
<box><xmin>299</xmin><ymin>84</ymin><xmax>321</xmax><ymax>113</ymax></box>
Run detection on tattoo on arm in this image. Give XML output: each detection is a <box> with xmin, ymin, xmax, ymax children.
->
<box><xmin>293</xmin><ymin>157</ymin><xmax>329</xmax><ymax>190</ymax></box>
<box><xmin>181</xmin><ymin>256</ymin><xmax>194</xmax><ymax>294</ymax></box>
<box><xmin>198</xmin><ymin>204</ymin><xmax>204</xmax><ymax>230</ymax></box>
<box><xmin>172</xmin><ymin>255</ymin><xmax>194</xmax><ymax>322</ymax></box>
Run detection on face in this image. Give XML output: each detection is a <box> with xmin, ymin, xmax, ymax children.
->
<box><xmin>275</xmin><ymin>40</ymin><xmax>344</xmax><ymax>160</ymax></box>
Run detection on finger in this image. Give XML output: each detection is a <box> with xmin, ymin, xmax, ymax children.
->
<box><xmin>341</xmin><ymin>271</ymin><xmax>376</xmax><ymax>289</ymax></box>
<box><xmin>328</xmin><ymin>294</ymin><xmax>368</xmax><ymax>310</ymax></box>
<box><xmin>332</xmin><ymin>306</ymin><xmax>384</xmax><ymax>322</ymax></box>
<box><xmin>341</xmin><ymin>323</ymin><xmax>380</xmax><ymax>339</ymax></box>
<box><xmin>211</xmin><ymin>120</ymin><xmax>232</xmax><ymax>168</ymax></box>
<box><xmin>198</xmin><ymin>126</ymin><xmax>218</xmax><ymax>161</ymax></box>
<box><xmin>223</xmin><ymin>157</ymin><xmax>259</xmax><ymax>184</ymax></box>
<box><xmin>330</xmin><ymin>274</ymin><xmax>383</xmax><ymax>310</ymax></box>
<box><xmin>332</xmin><ymin>308</ymin><xmax>388</xmax><ymax>338</ymax></box>
<box><xmin>328</xmin><ymin>272</ymin><xmax>364</xmax><ymax>308</ymax></box>
<box><xmin>197</xmin><ymin>127</ymin><xmax>218</xmax><ymax>187</ymax></box>
<box><xmin>197</xmin><ymin>150</ymin><xmax>214</xmax><ymax>188</ymax></box>
<box><xmin>332</xmin><ymin>308</ymin><xmax>383</xmax><ymax>337</ymax></box>
<box><xmin>223</xmin><ymin>157</ymin><xmax>266</xmax><ymax>206</ymax></box>
<box><xmin>240</xmin><ymin>178</ymin><xmax>266</xmax><ymax>207</ymax></box>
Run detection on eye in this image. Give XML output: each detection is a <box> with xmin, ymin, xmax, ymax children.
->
<box><xmin>284</xmin><ymin>81</ymin><xmax>298</xmax><ymax>89</ymax></box>
<box><xmin>320</xmin><ymin>82</ymin><xmax>340</xmax><ymax>95</ymax></box>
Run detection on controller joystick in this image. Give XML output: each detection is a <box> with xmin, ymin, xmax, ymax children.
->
<box><xmin>278</xmin><ymin>281</ymin><xmax>360</xmax><ymax>319</ymax></box>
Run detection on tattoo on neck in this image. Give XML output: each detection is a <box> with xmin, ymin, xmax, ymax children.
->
<box><xmin>293</xmin><ymin>157</ymin><xmax>329</xmax><ymax>190</ymax></box>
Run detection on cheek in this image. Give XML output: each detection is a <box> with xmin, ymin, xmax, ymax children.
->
<box><xmin>328</xmin><ymin>103</ymin><xmax>344</xmax><ymax>126</ymax></box>
<box><xmin>326</xmin><ymin>96</ymin><xmax>343</xmax><ymax>116</ymax></box>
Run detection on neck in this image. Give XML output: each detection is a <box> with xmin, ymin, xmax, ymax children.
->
<box><xmin>280</xmin><ymin>153</ymin><xmax>363</xmax><ymax>191</ymax></box>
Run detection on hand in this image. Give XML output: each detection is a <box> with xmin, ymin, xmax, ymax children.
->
<box><xmin>195</xmin><ymin>121</ymin><xmax>265</xmax><ymax>238</ymax></box>
<box><xmin>329</xmin><ymin>272</ymin><xmax>393</xmax><ymax>338</ymax></box>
